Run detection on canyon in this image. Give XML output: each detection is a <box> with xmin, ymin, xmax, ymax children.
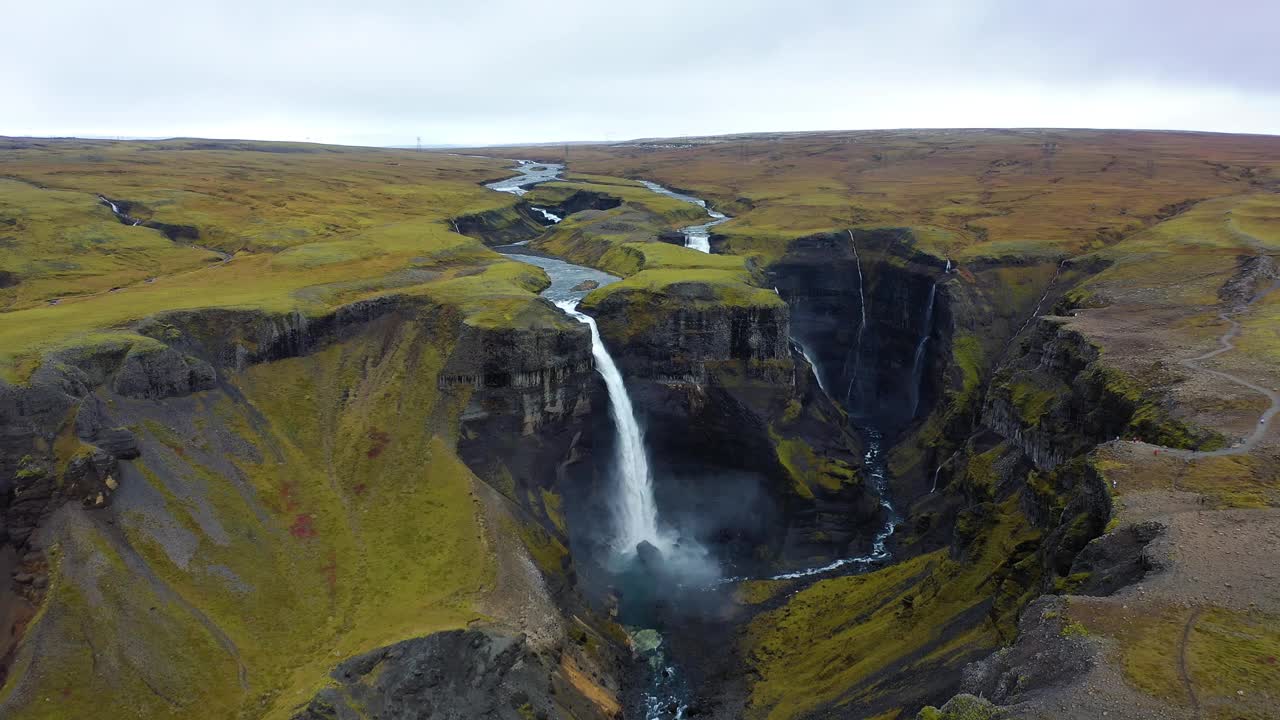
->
<box><xmin>0</xmin><ymin>130</ymin><xmax>1278</xmax><ymax>720</ymax></box>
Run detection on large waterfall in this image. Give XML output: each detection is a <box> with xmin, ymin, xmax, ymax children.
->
<box><xmin>555</xmin><ymin>299</ymin><xmax>664</xmax><ymax>555</ymax></box>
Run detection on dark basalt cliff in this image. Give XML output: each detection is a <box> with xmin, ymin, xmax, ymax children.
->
<box><xmin>726</xmin><ymin>228</ymin><xmax>1186</xmax><ymax>719</ymax></box>
<box><xmin>983</xmin><ymin>315</ymin><xmax>1224</xmax><ymax>469</ymax></box>
<box><xmin>581</xmin><ymin>278</ymin><xmax>884</xmax><ymax>570</ymax></box>
<box><xmin>766</xmin><ymin>228</ymin><xmax>950</xmax><ymax>435</ymax></box>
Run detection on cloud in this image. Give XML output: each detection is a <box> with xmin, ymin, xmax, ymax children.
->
<box><xmin>3</xmin><ymin>0</ymin><xmax>1277</xmax><ymax>145</ymax></box>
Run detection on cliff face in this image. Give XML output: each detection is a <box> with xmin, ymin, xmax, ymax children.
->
<box><xmin>585</xmin><ymin>281</ymin><xmax>791</xmax><ymax>385</ymax></box>
<box><xmin>729</xmin><ymin>231</ymin><xmax>1153</xmax><ymax>720</ymax></box>
<box><xmin>0</xmin><ymin>297</ymin><xmax>624</xmax><ymax>720</ymax></box>
<box><xmin>580</xmin><ymin>277</ymin><xmax>883</xmax><ymax>570</ymax></box>
<box><xmin>448</xmin><ymin>204</ymin><xmax>549</xmax><ymax>245</ymax></box>
<box><xmin>766</xmin><ymin>229</ymin><xmax>949</xmax><ymax>435</ymax></box>
<box><xmin>984</xmin><ymin>316</ymin><xmax>1224</xmax><ymax>470</ymax></box>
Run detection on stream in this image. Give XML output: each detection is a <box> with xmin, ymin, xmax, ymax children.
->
<box><xmin>638</xmin><ymin>181</ymin><xmax>729</xmax><ymax>253</ymax></box>
<box><xmin>485</xmin><ymin>161</ymin><xmax>898</xmax><ymax>719</ymax></box>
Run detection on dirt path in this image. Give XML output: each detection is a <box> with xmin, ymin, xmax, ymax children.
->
<box><xmin>1153</xmin><ymin>278</ymin><xmax>1280</xmax><ymax>459</ymax></box>
<box><xmin>1178</xmin><ymin>606</ymin><xmax>1204</xmax><ymax>718</ymax></box>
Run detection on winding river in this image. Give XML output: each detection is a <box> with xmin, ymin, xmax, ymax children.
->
<box><xmin>638</xmin><ymin>181</ymin><xmax>728</xmax><ymax>253</ymax></box>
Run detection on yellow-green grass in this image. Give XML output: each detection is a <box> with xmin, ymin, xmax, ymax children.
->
<box><xmin>562</xmin><ymin>172</ymin><xmax>647</xmax><ymax>188</ymax></box>
<box><xmin>524</xmin><ymin>178</ymin><xmax>725</xmax><ymax>275</ymax></box>
<box><xmin>0</xmin><ymin>138</ymin><xmax>517</xmax><ymax>255</ymax></box>
<box><xmin>527</xmin><ymin>179</ymin><xmax>709</xmax><ymax>226</ymax></box>
<box><xmin>0</xmin><ymin>315</ymin><xmax>498</xmax><ymax>719</ymax></box>
<box><xmin>582</xmin><ymin>267</ymin><xmax>783</xmax><ymax>312</ymax></box>
<box><xmin>0</xmin><ymin>139</ymin><xmax>560</xmax><ymax>381</ymax></box>
<box><xmin>743</xmin><ymin>495</ymin><xmax>1039</xmax><ymax>720</ymax></box>
<box><xmin>0</xmin><ymin>220</ymin><xmax>552</xmax><ymax>381</ymax></box>
<box><xmin>1068</xmin><ymin>600</ymin><xmax>1280</xmax><ymax>719</ymax></box>
<box><xmin>1094</xmin><ymin>449</ymin><xmax>1278</xmax><ymax>509</ymax></box>
<box><xmin>0</xmin><ymin>179</ymin><xmax>225</xmax><ymax>309</ymax></box>
<box><xmin>484</xmin><ymin>129</ymin><xmax>1280</xmax><ymax>266</ymax></box>
<box><xmin>1072</xmin><ymin>194</ymin><xmax>1280</xmax><ymax>310</ymax></box>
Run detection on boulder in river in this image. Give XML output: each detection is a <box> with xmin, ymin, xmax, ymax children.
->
<box><xmin>571</xmin><ymin>279</ymin><xmax>600</xmax><ymax>292</ymax></box>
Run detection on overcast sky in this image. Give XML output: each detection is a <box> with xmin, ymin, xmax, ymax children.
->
<box><xmin>5</xmin><ymin>0</ymin><xmax>1278</xmax><ymax>146</ymax></box>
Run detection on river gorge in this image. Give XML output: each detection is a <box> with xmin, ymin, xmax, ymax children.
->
<box><xmin>4</xmin><ymin>133</ymin><xmax>1269</xmax><ymax>720</ymax></box>
<box><xmin>482</xmin><ymin>161</ymin><xmax>926</xmax><ymax>719</ymax></box>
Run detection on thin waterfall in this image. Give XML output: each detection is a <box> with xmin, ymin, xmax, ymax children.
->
<box><xmin>555</xmin><ymin>299</ymin><xmax>664</xmax><ymax>555</ymax></box>
<box><xmin>909</xmin><ymin>283</ymin><xmax>937</xmax><ymax>417</ymax></box>
<box><xmin>795</xmin><ymin>342</ymin><xmax>829</xmax><ymax>398</ymax></box>
<box><xmin>844</xmin><ymin>229</ymin><xmax>868</xmax><ymax>409</ymax></box>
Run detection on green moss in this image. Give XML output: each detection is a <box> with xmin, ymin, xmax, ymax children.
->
<box><xmin>518</xmin><ymin>521</ymin><xmax>570</xmax><ymax>577</ymax></box>
<box><xmin>914</xmin><ymin>695</ymin><xmax>1000</xmax><ymax>720</ymax></box>
<box><xmin>3</xmin><ymin>314</ymin><xmax>498</xmax><ymax>720</ymax></box>
<box><xmin>744</xmin><ymin>494</ymin><xmax>1040</xmax><ymax>719</ymax></box>
<box><xmin>943</xmin><ymin>333</ymin><xmax>985</xmax><ymax>425</ymax></box>
<box><xmin>582</xmin><ymin>267</ymin><xmax>782</xmax><ymax>313</ymax></box>
<box><xmin>962</xmin><ymin>444</ymin><xmax>1006</xmax><ymax>500</ymax></box>
<box><xmin>1008</xmin><ymin>381</ymin><xmax>1058</xmax><ymax>427</ymax></box>
<box><xmin>540</xmin><ymin>489</ymin><xmax>567</xmax><ymax>534</ymax></box>
<box><xmin>1060</xmin><ymin>620</ymin><xmax>1089</xmax><ymax>638</ymax></box>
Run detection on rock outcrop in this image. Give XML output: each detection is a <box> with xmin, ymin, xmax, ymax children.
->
<box><xmin>983</xmin><ymin>317</ymin><xmax>1221</xmax><ymax>471</ymax></box>
<box><xmin>448</xmin><ymin>205</ymin><xmax>547</xmax><ymax>245</ymax></box>
<box><xmin>294</xmin><ymin>629</ymin><xmax>618</xmax><ymax>720</ymax></box>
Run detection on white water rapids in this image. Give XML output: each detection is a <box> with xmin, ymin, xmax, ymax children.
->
<box><xmin>638</xmin><ymin>180</ymin><xmax>728</xmax><ymax>253</ymax></box>
<box><xmin>531</xmin><ymin>206</ymin><xmax>562</xmax><ymax>223</ymax></box>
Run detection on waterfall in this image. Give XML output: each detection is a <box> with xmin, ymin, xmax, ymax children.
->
<box><xmin>909</xmin><ymin>283</ymin><xmax>937</xmax><ymax>418</ymax></box>
<box><xmin>555</xmin><ymin>299</ymin><xmax>663</xmax><ymax>555</ymax></box>
<box><xmin>637</xmin><ymin>180</ymin><xmax>726</xmax><ymax>254</ymax></box>
<box><xmin>844</xmin><ymin>229</ymin><xmax>868</xmax><ymax>408</ymax></box>
<box><xmin>796</xmin><ymin>342</ymin><xmax>829</xmax><ymax>398</ymax></box>
<box><xmin>930</xmin><ymin>450</ymin><xmax>959</xmax><ymax>493</ymax></box>
<box><xmin>531</xmin><ymin>206</ymin><xmax>562</xmax><ymax>223</ymax></box>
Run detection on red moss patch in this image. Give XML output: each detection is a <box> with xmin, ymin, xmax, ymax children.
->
<box><xmin>366</xmin><ymin>430</ymin><xmax>391</xmax><ymax>459</ymax></box>
<box><xmin>289</xmin><ymin>513</ymin><xmax>317</xmax><ymax>538</ymax></box>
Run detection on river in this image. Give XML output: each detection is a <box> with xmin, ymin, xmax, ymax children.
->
<box><xmin>638</xmin><ymin>180</ymin><xmax>729</xmax><ymax>253</ymax></box>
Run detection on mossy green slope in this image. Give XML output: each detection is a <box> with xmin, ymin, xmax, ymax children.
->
<box><xmin>744</xmin><ymin>495</ymin><xmax>1040</xmax><ymax>720</ymax></box>
<box><xmin>0</xmin><ymin>306</ymin><xmax>499</xmax><ymax>719</ymax></box>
